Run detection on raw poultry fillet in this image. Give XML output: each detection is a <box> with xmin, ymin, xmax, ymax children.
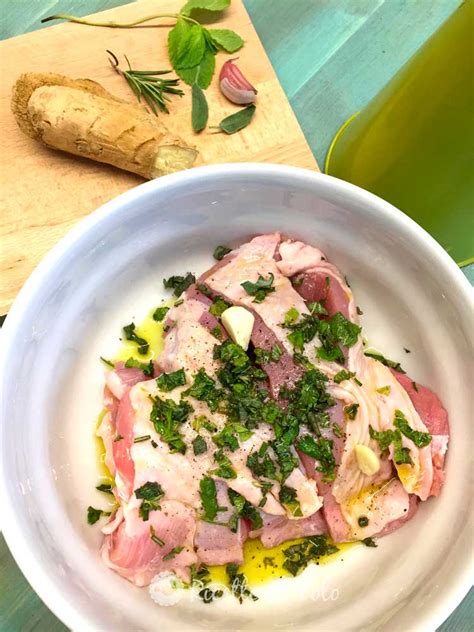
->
<box><xmin>97</xmin><ymin>233</ymin><xmax>449</xmax><ymax>586</ymax></box>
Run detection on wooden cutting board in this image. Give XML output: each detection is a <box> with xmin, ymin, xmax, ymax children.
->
<box><xmin>0</xmin><ymin>0</ymin><xmax>318</xmax><ymax>315</ymax></box>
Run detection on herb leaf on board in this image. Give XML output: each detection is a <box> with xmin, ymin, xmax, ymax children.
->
<box><xmin>207</xmin><ymin>29</ymin><xmax>244</xmax><ymax>53</ymax></box>
<box><xmin>181</xmin><ymin>0</ymin><xmax>231</xmax><ymax>16</ymax></box>
<box><xmin>192</xmin><ymin>83</ymin><xmax>209</xmax><ymax>132</ymax></box>
<box><xmin>217</xmin><ymin>104</ymin><xmax>256</xmax><ymax>134</ymax></box>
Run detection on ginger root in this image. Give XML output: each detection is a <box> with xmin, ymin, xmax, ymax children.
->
<box><xmin>11</xmin><ymin>72</ymin><xmax>198</xmax><ymax>179</ymax></box>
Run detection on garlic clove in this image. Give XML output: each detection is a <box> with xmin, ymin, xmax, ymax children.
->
<box><xmin>354</xmin><ymin>444</ymin><xmax>380</xmax><ymax>476</ymax></box>
<box><xmin>221</xmin><ymin>306</ymin><xmax>255</xmax><ymax>350</ymax></box>
<box><xmin>219</xmin><ymin>60</ymin><xmax>257</xmax><ymax>105</ymax></box>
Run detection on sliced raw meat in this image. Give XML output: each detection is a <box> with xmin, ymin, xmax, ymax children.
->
<box><xmin>102</xmin><ymin>501</ymin><xmax>197</xmax><ymax>586</ymax></box>
<box><xmin>112</xmin><ymin>389</ymin><xmax>136</xmax><ymax>500</ymax></box>
<box><xmin>250</xmin><ymin>509</ymin><xmax>327</xmax><ymax>548</ymax></box>
<box><xmin>105</xmin><ymin>362</ymin><xmax>150</xmax><ymax>400</ymax></box>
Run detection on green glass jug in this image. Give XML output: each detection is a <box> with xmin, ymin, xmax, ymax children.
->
<box><xmin>326</xmin><ymin>0</ymin><xmax>474</xmax><ymax>266</ymax></box>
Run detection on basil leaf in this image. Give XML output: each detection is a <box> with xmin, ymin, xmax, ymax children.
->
<box><xmin>206</xmin><ymin>28</ymin><xmax>244</xmax><ymax>53</ymax></box>
<box><xmin>218</xmin><ymin>104</ymin><xmax>256</xmax><ymax>134</ymax></box>
<box><xmin>156</xmin><ymin>368</ymin><xmax>186</xmax><ymax>392</ymax></box>
<box><xmin>192</xmin><ymin>83</ymin><xmax>209</xmax><ymax>132</ymax></box>
<box><xmin>181</xmin><ymin>0</ymin><xmax>230</xmax><ymax>16</ymax></box>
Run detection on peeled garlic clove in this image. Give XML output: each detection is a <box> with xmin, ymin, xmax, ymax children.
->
<box><xmin>219</xmin><ymin>60</ymin><xmax>257</xmax><ymax>105</ymax></box>
<box><xmin>221</xmin><ymin>306</ymin><xmax>255</xmax><ymax>350</ymax></box>
<box><xmin>354</xmin><ymin>444</ymin><xmax>380</xmax><ymax>476</ymax></box>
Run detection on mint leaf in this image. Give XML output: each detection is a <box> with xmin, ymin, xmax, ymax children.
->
<box><xmin>192</xmin><ymin>83</ymin><xmax>209</xmax><ymax>132</ymax></box>
<box><xmin>181</xmin><ymin>0</ymin><xmax>230</xmax><ymax>16</ymax></box>
<box><xmin>207</xmin><ymin>29</ymin><xmax>244</xmax><ymax>53</ymax></box>
<box><xmin>171</xmin><ymin>20</ymin><xmax>206</xmax><ymax>70</ymax></box>
<box><xmin>177</xmin><ymin>49</ymin><xmax>215</xmax><ymax>88</ymax></box>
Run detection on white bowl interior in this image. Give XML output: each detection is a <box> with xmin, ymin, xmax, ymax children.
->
<box><xmin>1</xmin><ymin>165</ymin><xmax>472</xmax><ymax>631</ymax></box>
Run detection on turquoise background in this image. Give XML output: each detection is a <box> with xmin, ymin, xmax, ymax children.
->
<box><xmin>0</xmin><ymin>1</ymin><xmax>472</xmax><ymax>630</ymax></box>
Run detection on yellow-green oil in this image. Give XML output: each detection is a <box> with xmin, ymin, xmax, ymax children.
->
<box><xmin>96</xmin><ymin>307</ymin><xmax>355</xmax><ymax>585</ymax></box>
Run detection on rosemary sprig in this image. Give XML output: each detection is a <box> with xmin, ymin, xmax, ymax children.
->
<box><xmin>107</xmin><ymin>51</ymin><xmax>184</xmax><ymax>115</ymax></box>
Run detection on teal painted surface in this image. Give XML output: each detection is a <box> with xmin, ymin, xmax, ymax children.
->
<box><xmin>0</xmin><ymin>1</ymin><xmax>472</xmax><ymax>630</ymax></box>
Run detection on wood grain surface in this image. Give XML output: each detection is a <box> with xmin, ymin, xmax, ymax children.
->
<box><xmin>0</xmin><ymin>0</ymin><xmax>318</xmax><ymax>315</ymax></box>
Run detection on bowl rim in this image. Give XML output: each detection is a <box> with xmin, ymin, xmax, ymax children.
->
<box><xmin>0</xmin><ymin>163</ymin><xmax>472</xmax><ymax>631</ymax></box>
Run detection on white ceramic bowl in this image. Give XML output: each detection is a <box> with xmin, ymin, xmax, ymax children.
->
<box><xmin>0</xmin><ymin>164</ymin><xmax>472</xmax><ymax>631</ymax></box>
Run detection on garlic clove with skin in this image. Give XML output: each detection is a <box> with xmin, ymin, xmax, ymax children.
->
<box><xmin>219</xmin><ymin>60</ymin><xmax>257</xmax><ymax>105</ymax></box>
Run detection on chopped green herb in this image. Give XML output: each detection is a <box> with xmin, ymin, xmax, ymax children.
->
<box><xmin>325</xmin><ymin>276</ymin><xmax>331</xmax><ymax>287</ymax></box>
<box><xmin>150</xmin><ymin>397</ymin><xmax>193</xmax><ymax>454</ymax></box>
<box><xmin>282</xmin><ymin>536</ymin><xmax>339</xmax><ymax>576</ymax></box>
<box><xmin>87</xmin><ymin>506</ymin><xmax>111</xmax><ymax>525</ymax></box>
<box><xmin>284</xmin><ymin>307</ymin><xmax>299</xmax><ymax>326</ymax></box>
<box><xmin>150</xmin><ymin>526</ymin><xmax>165</xmax><ymax>547</ymax></box>
<box><xmin>404</xmin><ymin>347</ymin><xmax>411</xmax><ymax>353</ymax></box>
<box><xmin>358</xmin><ymin>516</ymin><xmax>369</xmax><ymax>527</ymax></box>
<box><xmin>296</xmin><ymin>435</ymin><xmax>336</xmax><ymax>481</ymax></box>
<box><xmin>263</xmin><ymin>556</ymin><xmax>276</xmax><ymax>568</ymax></box>
<box><xmin>278</xmin><ymin>485</ymin><xmax>303</xmax><ymax>517</ymax></box>
<box><xmin>332</xmin><ymin>422</ymin><xmax>343</xmax><ymax>438</ymax></box>
<box><xmin>344</xmin><ymin>403</ymin><xmax>359</xmax><ymax>420</ymax></box>
<box><xmin>213</xmin><ymin>422</ymin><xmax>252</xmax><ymax>452</ymax></box>
<box><xmin>247</xmin><ymin>449</ymin><xmax>277</xmax><ymax>480</ymax></box>
<box><xmin>133</xmin><ymin>434</ymin><xmax>151</xmax><ymax>443</ymax></box>
<box><xmin>174</xmin><ymin>298</ymin><xmax>184</xmax><ymax>307</ymax></box>
<box><xmin>361</xmin><ymin>537</ymin><xmax>377</xmax><ymax>547</ymax></box>
<box><xmin>192</xmin><ymin>435</ymin><xmax>208</xmax><ymax>455</ymax></box>
<box><xmin>95</xmin><ymin>483</ymin><xmax>113</xmax><ymax>494</ymax></box>
<box><xmin>209</xmin><ymin>296</ymin><xmax>231</xmax><ymax>317</ymax></box>
<box><xmin>211</xmin><ymin>449</ymin><xmax>237</xmax><ymax>479</ymax></box>
<box><xmin>124</xmin><ymin>357</ymin><xmax>154</xmax><ymax>376</ymax></box>
<box><xmin>228</xmin><ymin>489</ymin><xmax>263</xmax><ymax>531</ymax></box>
<box><xmin>153</xmin><ymin>306</ymin><xmax>169</xmax><ymax>322</ymax></box>
<box><xmin>376</xmin><ymin>385</ymin><xmax>391</xmax><ymax>395</ymax></box>
<box><xmin>254</xmin><ymin>344</ymin><xmax>283</xmax><ymax>365</ymax></box>
<box><xmin>307</xmin><ymin>300</ymin><xmax>328</xmax><ymax>316</ymax></box>
<box><xmin>369</xmin><ymin>425</ymin><xmax>413</xmax><ymax>466</ymax></box>
<box><xmin>412</xmin><ymin>381</ymin><xmax>419</xmax><ymax>392</ymax></box>
<box><xmin>197</xmin><ymin>283</ymin><xmax>212</xmax><ymax>297</ymax></box>
<box><xmin>394</xmin><ymin>409</ymin><xmax>431</xmax><ymax>447</ymax></box>
<box><xmin>192</xmin><ymin>415</ymin><xmax>218</xmax><ymax>433</ymax></box>
<box><xmin>364</xmin><ymin>351</ymin><xmax>405</xmax><ymax>373</ymax></box>
<box><xmin>183</xmin><ymin>368</ymin><xmax>222</xmax><ymax>412</ymax></box>
<box><xmin>226</xmin><ymin>563</ymin><xmax>258</xmax><ymax>602</ymax></box>
<box><xmin>163</xmin><ymin>546</ymin><xmax>184</xmax><ymax>561</ymax></box>
<box><xmin>333</xmin><ymin>369</ymin><xmax>355</xmax><ymax>384</ymax></box>
<box><xmin>354</xmin><ymin>377</ymin><xmax>363</xmax><ymax>386</ymax></box>
<box><xmin>123</xmin><ymin>322</ymin><xmax>149</xmax><ymax>355</ymax></box>
<box><xmin>241</xmin><ymin>273</ymin><xmax>275</xmax><ymax>303</ymax></box>
<box><xmin>199</xmin><ymin>477</ymin><xmax>219</xmax><ymax>521</ymax></box>
<box><xmin>163</xmin><ymin>272</ymin><xmax>196</xmax><ymax>297</ymax></box>
<box><xmin>100</xmin><ymin>356</ymin><xmax>115</xmax><ymax>368</ymax></box>
<box><xmin>211</xmin><ymin>325</ymin><xmax>223</xmax><ymax>339</ymax></box>
<box><xmin>135</xmin><ymin>481</ymin><xmax>165</xmax><ymax>521</ymax></box>
<box><xmin>213</xmin><ymin>245</ymin><xmax>232</xmax><ymax>260</ymax></box>
<box><xmin>113</xmin><ymin>434</ymin><xmax>123</xmax><ymax>442</ymax></box>
<box><xmin>156</xmin><ymin>368</ymin><xmax>186</xmax><ymax>391</ymax></box>
<box><xmin>316</xmin><ymin>312</ymin><xmax>361</xmax><ymax>364</ymax></box>
<box><xmin>356</xmin><ymin>306</ymin><xmax>363</xmax><ymax>315</ymax></box>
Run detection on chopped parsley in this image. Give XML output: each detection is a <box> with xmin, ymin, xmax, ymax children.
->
<box><xmin>226</xmin><ymin>563</ymin><xmax>258</xmax><ymax>603</ymax></box>
<box><xmin>247</xmin><ymin>447</ymin><xmax>277</xmax><ymax>480</ymax></box>
<box><xmin>241</xmin><ymin>273</ymin><xmax>276</xmax><ymax>303</ymax></box>
<box><xmin>192</xmin><ymin>435</ymin><xmax>208</xmax><ymax>455</ymax></box>
<box><xmin>135</xmin><ymin>481</ymin><xmax>165</xmax><ymax>520</ymax></box>
<box><xmin>316</xmin><ymin>312</ymin><xmax>361</xmax><ymax>363</ymax></box>
<box><xmin>213</xmin><ymin>423</ymin><xmax>253</xmax><ymax>452</ymax></box>
<box><xmin>364</xmin><ymin>350</ymin><xmax>405</xmax><ymax>373</ymax></box>
<box><xmin>150</xmin><ymin>396</ymin><xmax>193</xmax><ymax>454</ymax></box>
<box><xmin>124</xmin><ymin>357</ymin><xmax>154</xmax><ymax>376</ymax></box>
<box><xmin>307</xmin><ymin>300</ymin><xmax>328</xmax><ymax>316</ymax></box>
<box><xmin>344</xmin><ymin>403</ymin><xmax>359</xmax><ymax>420</ymax></box>
<box><xmin>192</xmin><ymin>415</ymin><xmax>218</xmax><ymax>434</ymax></box>
<box><xmin>282</xmin><ymin>536</ymin><xmax>339</xmax><ymax>576</ymax></box>
<box><xmin>163</xmin><ymin>272</ymin><xmax>196</xmax><ymax>297</ymax></box>
<box><xmin>213</xmin><ymin>245</ymin><xmax>232</xmax><ymax>260</ymax></box>
<box><xmin>122</xmin><ymin>322</ymin><xmax>149</xmax><ymax>355</ymax></box>
<box><xmin>393</xmin><ymin>409</ymin><xmax>432</xmax><ymax>447</ymax></box>
<box><xmin>163</xmin><ymin>546</ymin><xmax>184</xmax><ymax>561</ymax></box>
<box><xmin>333</xmin><ymin>369</ymin><xmax>355</xmax><ymax>384</ymax></box>
<box><xmin>369</xmin><ymin>425</ymin><xmax>413</xmax><ymax>465</ymax></box>
<box><xmin>152</xmin><ymin>306</ymin><xmax>169</xmax><ymax>322</ymax></box>
<box><xmin>156</xmin><ymin>368</ymin><xmax>186</xmax><ymax>392</ymax></box>
<box><xmin>284</xmin><ymin>307</ymin><xmax>299</xmax><ymax>326</ymax></box>
<box><xmin>87</xmin><ymin>506</ymin><xmax>111</xmax><ymax>525</ymax></box>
